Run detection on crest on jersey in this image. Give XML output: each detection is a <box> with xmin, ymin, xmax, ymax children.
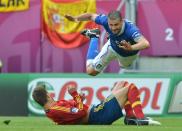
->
<box><xmin>71</xmin><ymin>107</ymin><xmax>79</xmax><ymax>113</ymax></box>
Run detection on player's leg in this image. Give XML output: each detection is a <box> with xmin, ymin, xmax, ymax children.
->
<box><xmin>111</xmin><ymin>81</ymin><xmax>135</xmax><ymax>118</ymax></box>
<box><xmin>111</xmin><ymin>82</ymin><xmax>141</xmax><ymax>117</ymax></box>
<box><xmin>111</xmin><ymin>82</ymin><xmax>144</xmax><ymax>119</ymax></box>
<box><xmin>88</xmin><ymin>87</ymin><xmax>125</xmax><ymax>124</ymax></box>
<box><xmin>86</xmin><ymin>39</ymin><xmax>116</xmax><ymax>76</ymax></box>
<box><xmin>126</xmin><ymin>83</ymin><xmax>161</xmax><ymax>125</ymax></box>
<box><xmin>84</xmin><ymin>29</ymin><xmax>100</xmax><ymax>62</ymax></box>
<box><xmin>111</xmin><ymin>82</ymin><xmax>129</xmax><ymax>108</ymax></box>
<box><xmin>127</xmin><ymin>83</ymin><xmax>145</xmax><ymax>119</ymax></box>
<box><xmin>81</xmin><ymin>29</ymin><xmax>117</xmax><ymax>76</ymax></box>
<box><xmin>81</xmin><ymin>29</ymin><xmax>100</xmax><ymax>76</ymax></box>
<box><xmin>86</xmin><ymin>37</ymin><xmax>100</xmax><ymax>76</ymax></box>
<box><xmin>117</xmin><ymin>53</ymin><xmax>139</xmax><ymax>73</ymax></box>
<box><xmin>112</xmin><ymin>82</ymin><xmax>161</xmax><ymax>126</ymax></box>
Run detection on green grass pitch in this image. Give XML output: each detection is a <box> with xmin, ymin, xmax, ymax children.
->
<box><xmin>0</xmin><ymin>117</ymin><xmax>181</xmax><ymax>131</ymax></box>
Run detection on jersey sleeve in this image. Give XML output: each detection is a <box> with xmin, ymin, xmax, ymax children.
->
<box><xmin>48</xmin><ymin>105</ymin><xmax>86</xmax><ymax>124</ymax></box>
<box><xmin>50</xmin><ymin>105</ymin><xmax>85</xmax><ymax>116</ymax></box>
<box><xmin>95</xmin><ymin>14</ymin><xmax>108</xmax><ymax>26</ymax></box>
<box><xmin>128</xmin><ymin>24</ymin><xmax>143</xmax><ymax>43</ymax></box>
<box><xmin>73</xmin><ymin>94</ymin><xmax>84</xmax><ymax>110</ymax></box>
<box><xmin>69</xmin><ymin>91</ymin><xmax>84</xmax><ymax>110</ymax></box>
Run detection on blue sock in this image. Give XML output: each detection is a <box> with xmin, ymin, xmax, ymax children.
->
<box><xmin>86</xmin><ymin>38</ymin><xmax>99</xmax><ymax>60</ymax></box>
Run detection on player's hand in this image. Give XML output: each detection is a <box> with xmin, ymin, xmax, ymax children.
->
<box><xmin>65</xmin><ymin>14</ymin><xmax>77</xmax><ymax>22</ymax></box>
<box><xmin>67</xmin><ymin>84</ymin><xmax>77</xmax><ymax>95</ymax></box>
<box><xmin>79</xmin><ymin>92</ymin><xmax>86</xmax><ymax>101</ymax></box>
<box><xmin>119</xmin><ymin>40</ymin><xmax>132</xmax><ymax>51</ymax></box>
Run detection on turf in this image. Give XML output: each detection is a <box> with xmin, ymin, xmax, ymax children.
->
<box><xmin>0</xmin><ymin>117</ymin><xmax>181</xmax><ymax>131</ymax></box>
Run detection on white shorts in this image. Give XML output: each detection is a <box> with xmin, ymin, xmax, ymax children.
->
<box><xmin>87</xmin><ymin>40</ymin><xmax>139</xmax><ymax>72</ymax></box>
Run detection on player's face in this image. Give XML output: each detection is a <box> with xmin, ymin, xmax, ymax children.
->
<box><xmin>108</xmin><ymin>18</ymin><xmax>123</xmax><ymax>35</ymax></box>
<box><xmin>47</xmin><ymin>93</ymin><xmax>54</xmax><ymax>101</ymax></box>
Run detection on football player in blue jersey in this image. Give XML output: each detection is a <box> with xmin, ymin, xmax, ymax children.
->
<box><xmin>65</xmin><ymin>10</ymin><xmax>150</xmax><ymax>76</ymax></box>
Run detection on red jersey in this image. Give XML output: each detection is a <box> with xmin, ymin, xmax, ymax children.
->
<box><xmin>46</xmin><ymin>94</ymin><xmax>89</xmax><ymax>125</ymax></box>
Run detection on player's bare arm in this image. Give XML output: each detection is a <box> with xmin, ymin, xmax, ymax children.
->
<box><xmin>68</xmin><ymin>85</ymin><xmax>84</xmax><ymax>110</ymax></box>
<box><xmin>119</xmin><ymin>37</ymin><xmax>150</xmax><ymax>51</ymax></box>
<box><xmin>65</xmin><ymin>13</ymin><xmax>98</xmax><ymax>22</ymax></box>
<box><xmin>131</xmin><ymin>37</ymin><xmax>150</xmax><ymax>51</ymax></box>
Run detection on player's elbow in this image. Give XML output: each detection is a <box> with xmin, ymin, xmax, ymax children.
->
<box><xmin>91</xmin><ymin>14</ymin><xmax>98</xmax><ymax>21</ymax></box>
<box><xmin>144</xmin><ymin>40</ymin><xmax>150</xmax><ymax>49</ymax></box>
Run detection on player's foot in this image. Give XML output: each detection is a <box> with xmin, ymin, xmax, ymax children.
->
<box><xmin>124</xmin><ymin>116</ymin><xmax>137</xmax><ymax>125</ymax></box>
<box><xmin>124</xmin><ymin>117</ymin><xmax>161</xmax><ymax>126</ymax></box>
<box><xmin>81</xmin><ymin>28</ymin><xmax>100</xmax><ymax>38</ymax></box>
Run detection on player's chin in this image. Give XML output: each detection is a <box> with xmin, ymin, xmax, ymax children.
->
<box><xmin>112</xmin><ymin>30</ymin><xmax>120</xmax><ymax>35</ymax></box>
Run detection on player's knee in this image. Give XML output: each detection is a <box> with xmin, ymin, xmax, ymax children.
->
<box><xmin>122</xmin><ymin>86</ymin><xmax>129</xmax><ymax>95</ymax></box>
<box><xmin>116</xmin><ymin>81</ymin><xmax>129</xmax><ymax>88</ymax></box>
<box><xmin>112</xmin><ymin>81</ymin><xmax>127</xmax><ymax>92</ymax></box>
<box><xmin>121</xmin><ymin>84</ymin><xmax>130</xmax><ymax>96</ymax></box>
<box><xmin>112</xmin><ymin>87</ymin><xmax>129</xmax><ymax>107</ymax></box>
<box><xmin>86</xmin><ymin>66</ymin><xmax>99</xmax><ymax>76</ymax></box>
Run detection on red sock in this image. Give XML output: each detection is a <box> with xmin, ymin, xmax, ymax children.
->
<box><xmin>127</xmin><ymin>83</ymin><xmax>144</xmax><ymax>119</ymax></box>
<box><xmin>124</xmin><ymin>100</ymin><xmax>135</xmax><ymax>117</ymax></box>
<box><xmin>117</xmin><ymin>81</ymin><xmax>135</xmax><ymax>117</ymax></box>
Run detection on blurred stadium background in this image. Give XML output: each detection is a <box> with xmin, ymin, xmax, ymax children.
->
<box><xmin>0</xmin><ymin>0</ymin><xmax>182</xmax><ymax>130</ymax></box>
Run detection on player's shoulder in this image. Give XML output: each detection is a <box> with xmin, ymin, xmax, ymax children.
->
<box><xmin>124</xmin><ymin>19</ymin><xmax>140</xmax><ymax>33</ymax></box>
<box><xmin>124</xmin><ymin>19</ymin><xmax>136</xmax><ymax>28</ymax></box>
<box><xmin>98</xmin><ymin>14</ymin><xmax>107</xmax><ymax>17</ymax></box>
<box><xmin>96</xmin><ymin>14</ymin><xmax>108</xmax><ymax>20</ymax></box>
<box><xmin>95</xmin><ymin>14</ymin><xmax>108</xmax><ymax>25</ymax></box>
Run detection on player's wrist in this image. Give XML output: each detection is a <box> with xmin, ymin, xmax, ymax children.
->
<box><xmin>130</xmin><ymin>45</ymin><xmax>134</xmax><ymax>51</ymax></box>
<box><xmin>70</xmin><ymin>91</ymin><xmax>79</xmax><ymax>97</ymax></box>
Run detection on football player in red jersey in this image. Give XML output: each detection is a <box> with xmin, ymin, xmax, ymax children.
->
<box><xmin>32</xmin><ymin>81</ymin><xmax>161</xmax><ymax>125</ymax></box>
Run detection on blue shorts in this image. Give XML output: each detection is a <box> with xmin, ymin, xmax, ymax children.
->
<box><xmin>88</xmin><ymin>95</ymin><xmax>123</xmax><ymax>125</ymax></box>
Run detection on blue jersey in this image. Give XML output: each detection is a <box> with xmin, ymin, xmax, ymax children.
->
<box><xmin>95</xmin><ymin>14</ymin><xmax>142</xmax><ymax>57</ymax></box>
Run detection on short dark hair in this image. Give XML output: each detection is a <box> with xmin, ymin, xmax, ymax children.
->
<box><xmin>32</xmin><ymin>84</ymin><xmax>48</xmax><ymax>106</ymax></box>
<box><xmin>108</xmin><ymin>10</ymin><xmax>122</xmax><ymax>20</ymax></box>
